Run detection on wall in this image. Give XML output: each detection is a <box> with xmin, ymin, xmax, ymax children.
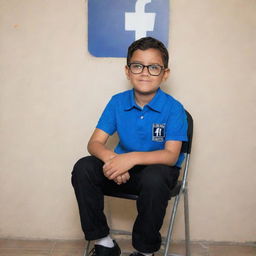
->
<box><xmin>0</xmin><ymin>0</ymin><xmax>255</xmax><ymax>242</ymax></box>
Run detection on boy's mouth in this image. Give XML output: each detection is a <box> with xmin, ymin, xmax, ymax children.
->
<box><xmin>139</xmin><ymin>79</ymin><xmax>151</xmax><ymax>82</ymax></box>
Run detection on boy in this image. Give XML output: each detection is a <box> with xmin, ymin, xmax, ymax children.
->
<box><xmin>72</xmin><ymin>37</ymin><xmax>188</xmax><ymax>256</ymax></box>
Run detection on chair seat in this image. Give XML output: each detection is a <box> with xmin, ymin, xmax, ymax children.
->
<box><xmin>104</xmin><ymin>181</ymin><xmax>183</xmax><ymax>201</ymax></box>
<box><xmin>104</xmin><ymin>191</ymin><xmax>138</xmax><ymax>200</ymax></box>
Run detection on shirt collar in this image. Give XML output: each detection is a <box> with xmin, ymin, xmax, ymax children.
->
<box><xmin>124</xmin><ymin>90</ymin><xmax>140</xmax><ymax>111</ymax></box>
<box><xmin>147</xmin><ymin>88</ymin><xmax>165</xmax><ymax>112</ymax></box>
<box><xmin>124</xmin><ymin>88</ymin><xmax>165</xmax><ymax>112</ymax></box>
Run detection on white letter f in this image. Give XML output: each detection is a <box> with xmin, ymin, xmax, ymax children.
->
<box><xmin>125</xmin><ymin>0</ymin><xmax>156</xmax><ymax>40</ymax></box>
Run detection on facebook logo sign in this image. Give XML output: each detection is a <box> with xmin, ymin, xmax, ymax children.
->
<box><xmin>88</xmin><ymin>0</ymin><xmax>169</xmax><ymax>57</ymax></box>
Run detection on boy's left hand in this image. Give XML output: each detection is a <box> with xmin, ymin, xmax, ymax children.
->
<box><xmin>103</xmin><ymin>153</ymin><xmax>135</xmax><ymax>180</ymax></box>
<box><xmin>114</xmin><ymin>173</ymin><xmax>130</xmax><ymax>185</ymax></box>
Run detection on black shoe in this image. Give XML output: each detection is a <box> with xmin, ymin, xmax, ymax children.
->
<box><xmin>129</xmin><ymin>252</ymin><xmax>154</xmax><ymax>256</ymax></box>
<box><xmin>90</xmin><ymin>240</ymin><xmax>121</xmax><ymax>256</ymax></box>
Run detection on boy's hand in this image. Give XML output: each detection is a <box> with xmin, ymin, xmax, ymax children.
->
<box><xmin>103</xmin><ymin>153</ymin><xmax>135</xmax><ymax>180</ymax></box>
<box><xmin>114</xmin><ymin>173</ymin><xmax>130</xmax><ymax>185</ymax></box>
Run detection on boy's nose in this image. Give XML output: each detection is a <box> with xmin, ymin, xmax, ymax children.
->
<box><xmin>141</xmin><ymin>66</ymin><xmax>150</xmax><ymax>75</ymax></box>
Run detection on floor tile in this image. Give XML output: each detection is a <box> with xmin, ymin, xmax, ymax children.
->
<box><xmin>51</xmin><ymin>241</ymin><xmax>86</xmax><ymax>256</ymax></box>
<box><xmin>51</xmin><ymin>247</ymin><xmax>85</xmax><ymax>256</ymax></box>
<box><xmin>0</xmin><ymin>248</ymin><xmax>50</xmax><ymax>256</ymax></box>
<box><xmin>164</xmin><ymin>242</ymin><xmax>208</xmax><ymax>256</ymax></box>
<box><xmin>0</xmin><ymin>239</ymin><xmax>54</xmax><ymax>250</ymax></box>
<box><xmin>54</xmin><ymin>240</ymin><xmax>85</xmax><ymax>249</ymax></box>
<box><xmin>209</xmin><ymin>245</ymin><xmax>256</xmax><ymax>256</ymax></box>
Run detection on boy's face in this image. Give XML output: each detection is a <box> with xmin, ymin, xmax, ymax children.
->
<box><xmin>125</xmin><ymin>48</ymin><xmax>170</xmax><ymax>96</ymax></box>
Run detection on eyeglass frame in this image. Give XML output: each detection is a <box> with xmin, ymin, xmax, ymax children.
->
<box><xmin>127</xmin><ymin>63</ymin><xmax>166</xmax><ymax>76</ymax></box>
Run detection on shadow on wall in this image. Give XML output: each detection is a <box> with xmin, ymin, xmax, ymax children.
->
<box><xmin>106</xmin><ymin>132</ymin><xmax>120</xmax><ymax>150</ymax></box>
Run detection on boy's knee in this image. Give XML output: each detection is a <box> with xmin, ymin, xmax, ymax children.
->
<box><xmin>72</xmin><ymin>156</ymin><xmax>101</xmax><ymax>177</ymax></box>
<box><xmin>72</xmin><ymin>155</ymin><xmax>105</xmax><ymax>181</ymax></box>
<box><xmin>140</xmin><ymin>165</ymin><xmax>178</xmax><ymax>193</ymax></box>
<box><xmin>142</xmin><ymin>165</ymin><xmax>169</xmax><ymax>186</ymax></box>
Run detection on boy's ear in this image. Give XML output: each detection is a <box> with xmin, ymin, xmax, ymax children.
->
<box><xmin>125</xmin><ymin>65</ymin><xmax>130</xmax><ymax>80</ymax></box>
<box><xmin>162</xmin><ymin>68</ymin><xmax>170</xmax><ymax>82</ymax></box>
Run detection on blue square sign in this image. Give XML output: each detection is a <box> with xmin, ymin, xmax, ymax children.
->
<box><xmin>88</xmin><ymin>0</ymin><xmax>169</xmax><ymax>57</ymax></box>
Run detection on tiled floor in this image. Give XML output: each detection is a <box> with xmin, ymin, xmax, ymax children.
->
<box><xmin>0</xmin><ymin>238</ymin><xmax>255</xmax><ymax>256</ymax></box>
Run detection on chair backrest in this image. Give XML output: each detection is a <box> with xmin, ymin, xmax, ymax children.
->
<box><xmin>181</xmin><ymin>110</ymin><xmax>193</xmax><ymax>154</ymax></box>
<box><xmin>180</xmin><ymin>110</ymin><xmax>194</xmax><ymax>191</ymax></box>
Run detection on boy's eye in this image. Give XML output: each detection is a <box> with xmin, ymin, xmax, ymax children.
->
<box><xmin>132</xmin><ymin>64</ymin><xmax>143</xmax><ymax>69</ymax></box>
<box><xmin>149</xmin><ymin>65</ymin><xmax>161</xmax><ymax>71</ymax></box>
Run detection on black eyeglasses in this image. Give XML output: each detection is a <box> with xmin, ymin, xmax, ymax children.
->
<box><xmin>128</xmin><ymin>63</ymin><xmax>165</xmax><ymax>76</ymax></box>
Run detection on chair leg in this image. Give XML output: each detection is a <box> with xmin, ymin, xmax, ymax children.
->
<box><xmin>184</xmin><ymin>189</ymin><xmax>191</xmax><ymax>256</ymax></box>
<box><xmin>84</xmin><ymin>240</ymin><xmax>91</xmax><ymax>256</ymax></box>
<box><xmin>163</xmin><ymin>194</ymin><xmax>181</xmax><ymax>256</ymax></box>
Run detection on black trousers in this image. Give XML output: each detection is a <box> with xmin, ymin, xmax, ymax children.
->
<box><xmin>71</xmin><ymin>156</ymin><xmax>180</xmax><ymax>253</ymax></box>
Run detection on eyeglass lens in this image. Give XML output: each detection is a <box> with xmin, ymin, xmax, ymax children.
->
<box><xmin>129</xmin><ymin>63</ymin><xmax>163</xmax><ymax>76</ymax></box>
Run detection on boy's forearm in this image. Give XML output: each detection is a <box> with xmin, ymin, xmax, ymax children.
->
<box><xmin>87</xmin><ymin>141</ymin><xmax>116</xmax><ymax>163</ymax></box>
<box><xmin>130</xmin><ymin>150</ymin><xmax>178</xmax><ymax>167</ymax></box>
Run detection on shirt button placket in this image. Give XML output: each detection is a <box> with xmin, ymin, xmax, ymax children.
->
<box><xmin>137</xmin><ymin>109</ymin><xmax>147</xmax><ymax>149</ymax></box>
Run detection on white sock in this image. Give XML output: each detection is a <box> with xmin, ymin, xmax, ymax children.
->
<box><xmin>95</xmin><ymin>235</ymin><xmax>114</xmax><ymax>248</ymax></box>
<box><xmin>139</xmin><ymin>252</ymin><xmax>153</xmax><ymax>256</ymax></box>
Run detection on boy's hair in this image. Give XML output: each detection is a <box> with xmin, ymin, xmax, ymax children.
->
<box><xmin>127</xmin><ymin>37</ymin><xmax>169</xmax><ymax>68</ymax></box>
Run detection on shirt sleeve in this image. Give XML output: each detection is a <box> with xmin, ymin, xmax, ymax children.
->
<box><xmin>96</xmin><ymin>96</ymin><xmax>117</xmax><ymax>135</ymax></box>
<box><xmin>165</xmin><ymin>102</ymin><xmax>188</xmax><ymax>142</ymax></box>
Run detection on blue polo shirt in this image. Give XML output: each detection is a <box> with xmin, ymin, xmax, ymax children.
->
<box><xmin>96</xmin><ymin>88</ymin><xmax>188</xmax><ymax>167</ymax></box>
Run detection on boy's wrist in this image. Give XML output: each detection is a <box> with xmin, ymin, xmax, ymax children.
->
<box><xmin>128</xmin><ymin>152</ymin><xmax>139</xmax><ymax>166</ymax></box>
<box><xmin>103</xmin><ymin>152</ymin><xmax>117</xmax><ymax>163</ymax></box>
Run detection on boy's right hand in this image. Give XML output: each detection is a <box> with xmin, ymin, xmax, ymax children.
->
<box><xmin>104</xmin><ymin>154</ymin><xmax>131</xmax><ymax>185</ymax></box>
<box><xmin>103</xmin><ymin>155</ymin><xmax>129</xmax><ymax>185</ymax></box>
<box><xmin>103</xmin><ymin>153</ymin><xmax>135</xmax><ymax>180</ymax></box>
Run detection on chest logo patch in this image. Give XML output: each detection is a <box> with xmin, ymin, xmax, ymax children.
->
<box><xmin>152</xmin><ymin>123</ymin><xmax>166</xmax><ymax>142</ymax></box>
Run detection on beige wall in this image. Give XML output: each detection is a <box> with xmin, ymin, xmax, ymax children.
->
<box><xmin>0</xmin><ymin>0</ymin><xmax>255</xmax><ymax>242</ymax></box>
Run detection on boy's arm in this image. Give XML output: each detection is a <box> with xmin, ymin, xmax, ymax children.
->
<box><xmin>103</xmin><ymin>140</ymin><xmax>182</xmax><ymax>180</ymax></box>
<box><xmin>132</xmin><ymin>140</ymin><xmax>182</xmax><ymax>166</ymax></box>
<box><xmin>87</xmin><ymin>128</ymin><xmax>116</xmax><ymax>163</ymax></box>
